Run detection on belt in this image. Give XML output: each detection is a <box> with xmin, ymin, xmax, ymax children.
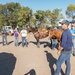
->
<box><xmin>62</xmin><ymin>49</ymin><xmax>71</xmax><ymax>52</ymax></box>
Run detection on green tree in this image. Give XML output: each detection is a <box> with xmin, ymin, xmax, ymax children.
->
<box><xmin>0</xmin><ymin>4</ymin><xmax>4</xmax><ymax>29</ymax></box>
<box><xmin>51</xmin><ymin>8</ymin><xmax>62</xmax><ymax>27</ymax></box>
<box><xmin>66</xmin><ymin>4</ymin><xmax>75</xmax><ymax>20</ymax></box>
<box><xmin>35</xmin><ymin>10</ymin><xmax>45</xmax><ymax>27</ymax></box>
<box><xmin>17</xmin><ymin>7</ymin><xmax>32</xmax><ymax>28</ymax></box>
<box><xmin>45</xmin><ymin>10</ymin><xmax>52</xmax><ymax>23</ymax></box>
<box><xmin>1</xmin><ymin>2</ymin><xmax>21</xmax><ymax>28</ymax></box>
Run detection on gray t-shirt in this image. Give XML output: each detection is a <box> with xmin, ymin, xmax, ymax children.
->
<box><xmin>1</xmin><ymin>29</ymin><xmax>7</xmax><ymax>36</ymax></box>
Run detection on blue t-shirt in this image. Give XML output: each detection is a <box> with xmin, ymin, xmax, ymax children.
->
<box><xmin>60</xmin><ymin>29</ymin><xmax>72</xmax><ymax>50</ymax></box>
<box><xmin>70</xmin><ymin>28</ymin><xmax>75</xmax><ymax>39</ymax></box>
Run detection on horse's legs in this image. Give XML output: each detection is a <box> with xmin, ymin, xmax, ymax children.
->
<box><xmin>50</xmin><ymin>38</ymin><xmax>58</xmax><ymax>49</ymax></box>
<box><xmin>50</xmin><ymin>39</ymin><xmax>53</xmax><ymax>49</ymax></box>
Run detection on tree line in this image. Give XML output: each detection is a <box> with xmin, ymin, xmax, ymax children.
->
<box><xmin>0</xmin><ymin>2</ymin><xmax>75</xmax><ymax>29</ymax></box>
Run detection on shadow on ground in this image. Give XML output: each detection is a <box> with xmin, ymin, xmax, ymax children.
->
<box><xmin>0</xmin><ymin>52</ymin><xmax>16</xmax><ymax>75</ymax></box>
<box><xmin>29</xmin><ymin>41</ymin><xmax>51</xmax><ymax>48</ymax></box>
<box><xmin>44</xmin><ymin>51</ymin><xmax>65</xmax><ymax>75</ymax></box>
<box><xmin>24</xmin><ymin>69</ymin><xmax>36</xmax><ymax>75</ymax></box>
<box><xmin>8</xmin><ymin>41</ymin><xmax>14</xmax><ymax>45</ymax></box>
<box><xmin>18</xmin><ymin>41</ymin><xmax>22</xmax><ymax>46</ymax></box>
<box><xmin>0</xmin><ymin>42</ymin><xmax>2</xmax><ymax>44</ymax></box>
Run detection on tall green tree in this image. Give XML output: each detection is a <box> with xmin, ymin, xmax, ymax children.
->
<box><xmin>1</xmin><ymin>2</ymin><xmax>21</xmax><ymax>28</ymax></box>
<box><xmin>45</xmin><ymin>10</ymin><xmax>52</xmax><ymax>24</ymax></box>
<box><xmin>17</xmin><ymin>7</ymin><xmax>32</xmax><ymax>28</ymax></box>
<box><xmin>35</xmin><ymin>10</ymin><xmax>45</xmax><ymax>27</ymax></box>
<box><xmin>66</xmin><ymin>4</ymin><xmax>75</xmax><ymax>20</ymax></box>
<box><xmin>0</xmin><ymin>4</ymin><xmax>4</xmax><ymax>29</ymax></box>
<box><xmin>51</xmin><ymin>8</ymin><xmax>62</xmax><ymax>26</ymax></box>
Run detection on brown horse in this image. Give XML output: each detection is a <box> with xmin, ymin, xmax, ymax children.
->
<box><xmin>27</xmin><ymin>27</ymin><xmax>49</xmax><ymax>47</ymax></box>
<box><xmin>49</xmin><ymin>29</ymin><xmax>63</xmax><ymax>46</ymax></box>
<box><xmin>27</xmin><ymin>27</ymin><xmax>38</xmax><ymax>34</ymax></box>
<box><xmin>48</xmin><ymin>29</ymin><xmax>63</xmax><ymax>49</ymax></box>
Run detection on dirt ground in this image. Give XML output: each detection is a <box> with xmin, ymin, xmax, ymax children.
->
<box><xmin>0</xmin><ymin>34</ymin><xmax>75</xmax><ymax>75</ymax></box>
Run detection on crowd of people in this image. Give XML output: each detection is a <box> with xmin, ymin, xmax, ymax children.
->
<box><xmin>1</xmin><ymin>26</ymin><xmax>28</xmax><ymax>47</ymax></box>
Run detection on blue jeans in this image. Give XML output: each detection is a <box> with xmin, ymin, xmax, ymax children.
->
<box><xmin>14</xmin><ymin>36</ymin><xmax>18</xmax><ymax>46</ymax></box>
<box><xmin>51</xmin><ymin>38</ymin><xmax>57</xmax><ymax>49</ymax></box>
<box><xmin>72</xmin><ymin>39</ymin><xmax>75</xmax><ymax>55</ymax></box>
<box><xmin>22</xmin><ymin>37</ymin><xmax>28</xmax><ymax>47</ymax></box>
<box><xmin>54</xmin><ymin>50</ymin><xmax>72</xmax><ymax>75</ymax></box>
<box><xmin>2</xmin><ymin>35</ymin><xmax>8</xmax><ymax>45</ymax></box>
<box><xmin>37</xmin><ymin>42</ymin><xmax>40</xmax><ymax>47</ymax></box>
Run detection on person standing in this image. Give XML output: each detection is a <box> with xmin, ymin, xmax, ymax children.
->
<box><xmin>13</xmin><ymin>28</ymin><xmax>19</xmax><ymax>47</ymax></box>
<box><xmin>1</xmin><ymin>27</ymin><xmax>8</xmax><ymax>46</ymax></box>
<box><xmin>70</xmin><ymin>24</ymin><xmax>75</xmax><ymax>56</ymax></box>
<box><xmin>20</xmin><ymin>27</ymin><xmax>28</xmax><ymax>47</ymax></box>
<box><xmin>54</xmin><ymin>20</ymin><xmax>72</xmax><ymax>75</ymax></box>
<box><xmin>50</xmin><ymin>27</ymin><xmax>58</xmax><ymax>50</ymax></box>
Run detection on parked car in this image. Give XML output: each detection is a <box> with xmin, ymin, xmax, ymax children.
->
<box><xmin>2</xmin><ymin>26</ymin><xmax>14</xmax><ymax>35</ymax></box>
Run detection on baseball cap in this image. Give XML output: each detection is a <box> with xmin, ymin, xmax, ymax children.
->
<box><xmin>59</xmin><ymin>20</ymin><xmax>69</xmax><ymax>25</ymax></box>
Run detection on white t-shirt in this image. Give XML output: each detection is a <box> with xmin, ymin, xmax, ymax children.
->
<box><xmin>21</xmin><ymin>30</ymin><xmax>27</xmax><ymax>37</ymax></box>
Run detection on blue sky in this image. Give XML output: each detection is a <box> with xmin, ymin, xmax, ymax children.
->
<box><xmin>0</xmin><ymin>0</ymin><xmax>75</xmax><ymax>18</ymax></box>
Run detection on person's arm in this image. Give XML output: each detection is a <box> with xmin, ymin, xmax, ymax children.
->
<box><xmin>72</xmin><ymin>34</ymin><xmax>75</xmax><ymax>36</ymax></box>
<box><xmin>20</xmin><ymin>31</ymin><xmax>22</xmax><ymax>36</ymax></box>
<box><xmin>57</xmin><ymin>44</ymin><xmax>63</xmax><ymax>55</ymax></box>
<box><xmin>26</xmin><ymin>31</ymin><xmax>28</xmax><ymax>40</ymax></box>
<box><xmin>17</xmin><ymin>31</ymin><xmax>20</xmax><ymax>35</ymax></box>
<box><xmin>4</xmin><ymin>30</ymin><xmax>7</xmax><ymax>35</ymax></box>
<box><xmin>57</xmin><ymin>33</ymin><xmax>67</xmax><ymax>54</ymax></box>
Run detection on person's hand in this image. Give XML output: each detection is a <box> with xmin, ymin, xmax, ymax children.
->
<box><xmin>48</xmin><ymin>37</ymin><xmax>50</xmax><ymax>40</ymax></box>
<box><xmin>58</xmin><ymin>46</ymin><xmax>63</xmax><ymax>51</ymax></box>
<box><xmin>58</xmin><ymin>45</ymin><xmax>60</xmax><ymax>50</ymax></box>
<box><xmin>57</xmin><ymin>50</ymin><xmax>61</xmax><ymax>55</ymax></box>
